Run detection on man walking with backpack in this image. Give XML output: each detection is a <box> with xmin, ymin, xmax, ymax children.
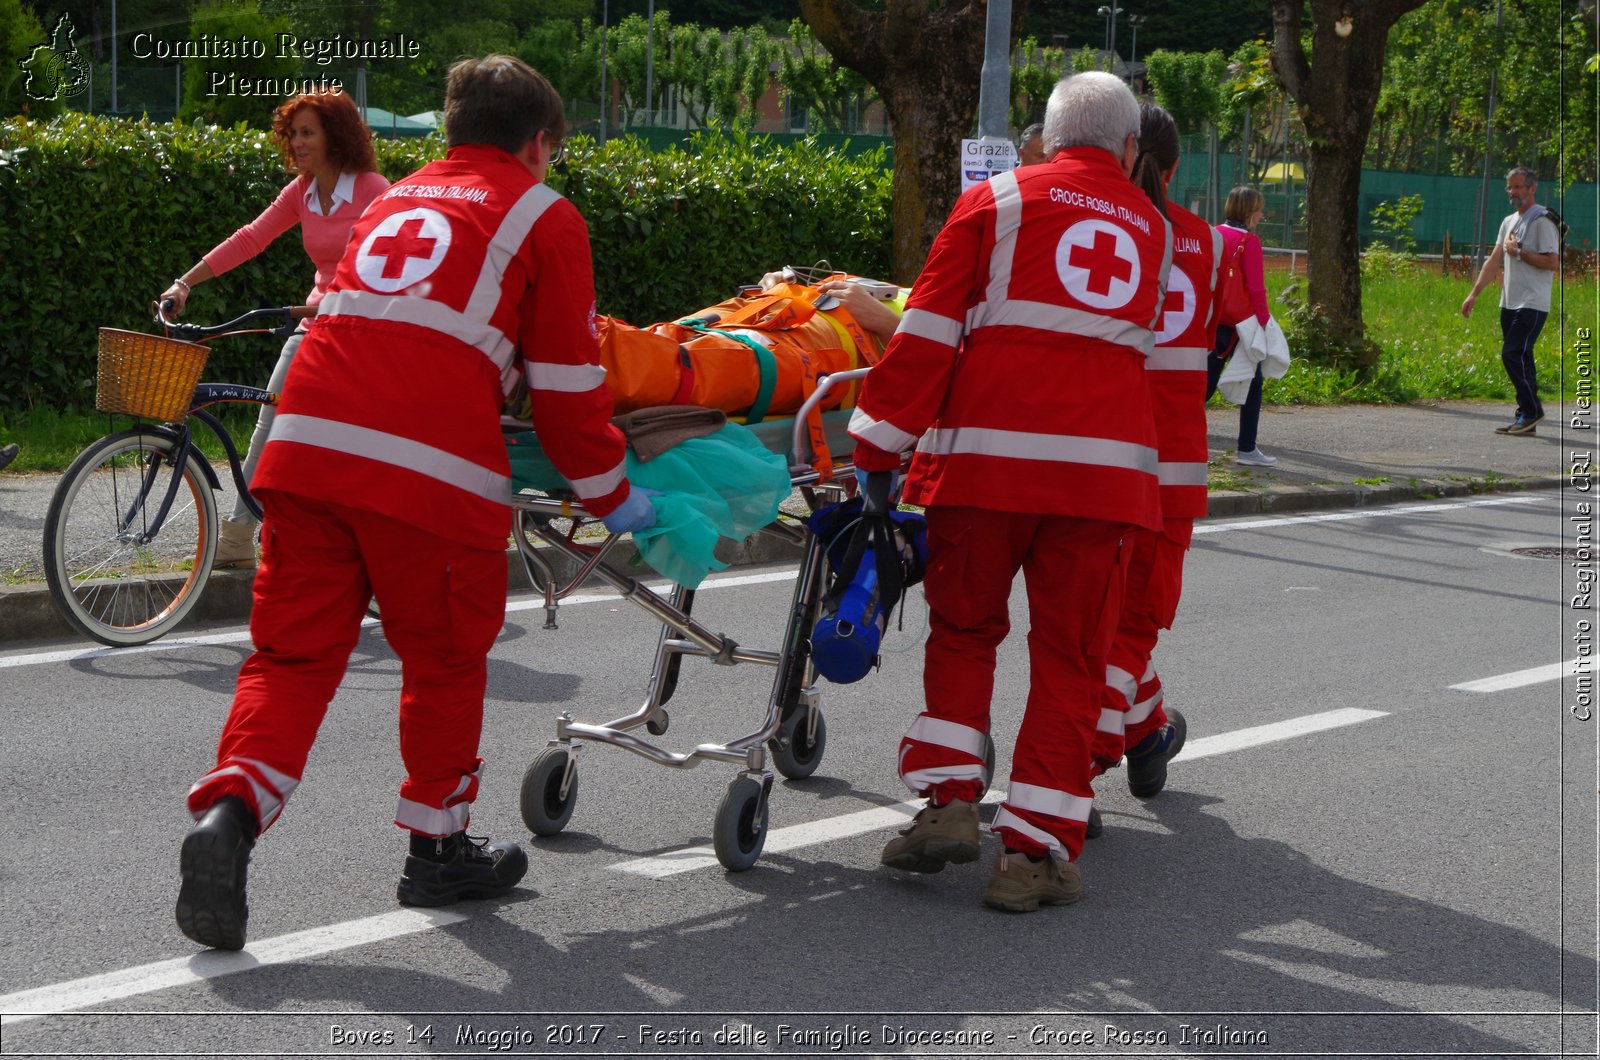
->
<box><xmin>1461</xmin><ymin>167</ymin><xmax>1563</xmax><ymax>436</ymax></box>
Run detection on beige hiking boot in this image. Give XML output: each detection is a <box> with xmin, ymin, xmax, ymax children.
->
<box><xmin>982</xmin><ymin>850</ymin><xmax>1083</xmax><ymax>912</ymax></box>
<box><xmin>880</xmin><ymin>798</ymin><xmax>979</xmax><ymax>873</ymax></box>
<box><xmin>213</xmin><ymin>518</ymin><xmax>258</xmax><ymax>569</ymax></box>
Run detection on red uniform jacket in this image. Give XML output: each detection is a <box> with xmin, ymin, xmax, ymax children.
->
<box><xmin>849</xmin><ymin>147</ymin><xmax>1172</xmax><ymax>530</ymax></box>
<box><xmin>254</xmin><ymin>145</ymin><xmax>628</xmax><ymax>550</ymax></box>
<box><xmin>1148</xmin><ymin>201</ymin><xmax>1221</xmax><ymax>520</ymax></box>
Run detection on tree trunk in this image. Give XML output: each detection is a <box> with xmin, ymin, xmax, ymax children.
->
<box><xmin>800</xmin><ymin>0</ymin><xmax>1028</xmax><ymax>284</ymax></box>
<box><xmin>1271</xmin><ymin>0</ymin><xmax>1430</xmax><ymax>369</ymax></box>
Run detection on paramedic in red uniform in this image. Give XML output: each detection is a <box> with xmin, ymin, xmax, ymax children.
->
<box><xmin>176</xmin><ymin>56</ymin><xmax>656</xmax><ymax>951</ymax></box>
<box><xmin>1090</xmin><ymin>103</ymin><xmax>1215</xmax><ymax>796</ymax></box>
<box><xmin>852</xmin><ymin>72</ymin><xmax>1172</xmax><ymax>912</ymax></box>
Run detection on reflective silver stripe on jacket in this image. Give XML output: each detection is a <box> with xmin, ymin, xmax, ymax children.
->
<box><xmin>1147</xmin><ymin>345</ymin><xmax>1209</xmax><ymax>371</ymax></box>
<box><xmin>849</xmin><ymin>407</ymin><xmax>921</xmax><ymax>456</ymax></box>
<box><xmin>272</xmin><ymin>413</ymin><xmax>512</xmax><ymax>504</ymax></box>
<box><xmin>895</xmin><ymin>307</ymin><xmax>964</xmax><ymax>347</ymax></box>
<box><xmin>968</xmin><ymin>298</ymin><xmax>1155</xmax><ymax>352</ymax></box>
<box><xmin>464</xmin><ymin>183</ymin><xmax>559</xmax><ymax>321</ymax></box>
<box><xmin>527</xmin><ymin>362</ymin><xmax>607</xmax><ymax>393</ymax></box>
<box><xmin>982</xmin><ymin>171</ymin><xmax>1024</xmax><ymax>310</ymax></box>
<box><xmin>565</xmin><ymin>457</ymin><xmax>627</xmax><ymax>500</ymax></box>
<box><xmin>319</xmin><ymin>289</ymin><xmax>515</xmax><ymax>376</ymax></box>
<box><xmin>916</xmin><ymin>426</ymin><xmax>1158</xmax><ymax>475</ymax></box>
<box><xmin>1157</xmin><ymin>461</ymin><xmax>1210</xmax><ymax>487</ymax></box>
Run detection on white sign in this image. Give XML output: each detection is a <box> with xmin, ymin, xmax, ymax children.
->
<box><xmin>959</xmin><ymin>138</ymin><xmax>1019</xmax><ymax>192</ymax></box>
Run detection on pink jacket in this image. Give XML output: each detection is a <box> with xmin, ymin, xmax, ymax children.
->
<box><xmin>1217</xmin><ymin>223</ymin><xmax>1270</xmax><ymax>326</ymax></box>
<box><xmin>202</xmin><ymin>170</ymin><xmax>390</xmax><ymax>308</ymax></box>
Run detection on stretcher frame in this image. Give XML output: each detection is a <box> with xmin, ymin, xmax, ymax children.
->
<box><xmin>507</xmin><ymin>367</ymin><xmax>873</xmax><ymax>871</ymax></box>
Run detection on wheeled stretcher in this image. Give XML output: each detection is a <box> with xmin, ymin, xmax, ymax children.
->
<box><xmin>503</xmin><ymin>368</ymin><xmax>877</xmax><ymax>872</ymax></box>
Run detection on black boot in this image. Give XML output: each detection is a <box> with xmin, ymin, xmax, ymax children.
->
<box><xmin>1126</xmin><ymin>709</ymin><xmax>1188</xmax><ymax>799</ymax></box>
<box><xmin>397</xmin><ymin>832</ymin><xmax>528</xmax><ymax>908</ymax></box>
<box><xmin>175</xmin><ymin>796</ymin><xmax>258</xmax><ymax>950</ymax></box>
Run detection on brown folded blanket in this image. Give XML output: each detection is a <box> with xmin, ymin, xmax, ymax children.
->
<box><xmin>612</xmin><ymin>405</ymin><xmax>728</xmax><ymax>462</ymax></box>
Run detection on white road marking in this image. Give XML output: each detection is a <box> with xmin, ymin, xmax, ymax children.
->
<box><xmin>1193</xmin><ymin>494</ymin><xmax>1540</xmax><ymax>535</ymax></box>
<box><xmin>0</xmin><ymin>705</ymin><xmax>1387</xmax><ymax>1021</ymax></box>
<box><xmin>0</xmin><ymin>908</ymin><xmax>465</xmax><ymax>1025</ymax></box>
<box><xmin>1178</xmin><ymin>708</ymin><xmax>1389</xmax><ymax>760</ymax></box>
<box><xmin>1450</xmin><ymin>660</ymin><xmax>1583</xmax><ymax>692</ymax></box>
<box><xmin>0</xmin><ymin>569</ymin><xmax>800</xmax><ymax>670</ymax></box>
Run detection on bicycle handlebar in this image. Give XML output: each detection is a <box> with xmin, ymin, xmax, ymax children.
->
<box><xmin>153</xmin><ymin>303</ymin><xmax>313</xmax><ymax>342</ymax></box>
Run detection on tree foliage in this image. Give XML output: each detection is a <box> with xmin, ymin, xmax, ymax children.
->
<box><xmin>178</xmin><ymin>2</ymin><xmax>299</xmax><ymax>128</ymax></box>
<box><xmin>778</xmin><ymin>17</ymin><xmax>873</xmax><ymax>133</ymax></box>
<box><xmin>1009</xmin><ymin>36</ymin><xmax>1066</xmax><ymax>128</ymax></box>
<box><xmin>1143</xmin><ymin>48</ymin><xmax>1228</xmax><ymax>135</ymax></box>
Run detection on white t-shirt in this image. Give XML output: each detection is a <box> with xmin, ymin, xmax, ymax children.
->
<box><xmin>1498</xmin><ymin>208</ymin><xmax>1560</xmax><ymax>312</ymax></box>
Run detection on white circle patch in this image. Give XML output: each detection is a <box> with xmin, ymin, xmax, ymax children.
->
<box><xmin>1055</xmin><ymin>219</ymin><xmax>1140</xmax><ymax>310</ymax></box>
<box><xmin>355</xmin><ymin>208</ymin><xmax>452</xmax><ymax>293</ymax></box>
<box><xmin>1154</xmin><ymin>265</ymin><xmax>1196</xmax><ymax>344</ymax></box>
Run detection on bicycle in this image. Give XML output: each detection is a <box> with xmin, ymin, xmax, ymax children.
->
<box><xmin>44</xmin><ymin>304</ymin><xmax>307</xmax><ymax>646</ymax></box>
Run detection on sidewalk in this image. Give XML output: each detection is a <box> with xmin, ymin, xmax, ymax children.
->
<box><xmin>0</xmin><ymin>400</ymin><xmax>1572</xmax><ymax>644</ymax></box>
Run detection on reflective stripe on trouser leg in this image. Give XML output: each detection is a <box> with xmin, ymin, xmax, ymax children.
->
<box><xmin>189</xmin><ymin>491</ymin><xmax>373</xmax><ymax>832</ymax></box>
<box><xmin>1121</xmin><ymin>524</ymin><xmax>1191</xmax><ymax>752</ymax></box>
<box><xmin>911</xmin><ymin>506</ymin><xmax>1030</xmax><ymax>803</ymax></box>
<box><xmin>348</xmin><ymin>505</ymin><xmax>509</xmax><ymax>837</ymax></box>
<box><xmin>1001</xmin><ymin>516</ymin><xmax>1127</xmax><ymax>862</ymax></box>
<box><xmin>992</xmin><ymin>782</ymin><xmax>1094</xmax><ymax>861</ymax></box>
<box><xmin>898</xmin><ymin>714</ymin><xmax>990</xmax><ymax>796</ymax></box>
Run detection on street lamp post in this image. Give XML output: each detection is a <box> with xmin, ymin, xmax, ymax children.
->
<box><xmin>1097</xmin><ymin>2</ymin><xmax>1122</xmax><ymax>73</ymax></box>
<box><xmin>1097</xmin><ymin>6</ymin><xmax>1112</xmax><ymax>57</ymax></box>
<box><xmin>1128</xmin><ymin>14</ymin><xmax>1145</xmax><ymax>66</ymax></box>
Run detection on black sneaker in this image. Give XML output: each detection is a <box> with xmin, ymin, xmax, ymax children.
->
<box><xmin>1125</xmin><ymin>709</ymin><xmax>1187</xmax><ymax>799</ymax></box>
<box><xmin>1085</xmin><ymin>805</ymin><xmax>1104</xmax><ymax>840</ymax></box>
<box><xmin>1506</xmin><ymin>413</ymin><xmax>1543</xmax><ymax>436</ymax></box>
<box><xmin>397</xmin><ymin>832</ymin><xmax>529</xmax><ymax>907</ymax></box>
<box><xmin>176</xmin><ymin>796</ymin><xmax>257</xmax><ymax>950</ymax></box>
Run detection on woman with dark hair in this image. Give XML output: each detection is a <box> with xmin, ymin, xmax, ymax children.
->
<box><xmin>1208</xmin><ymin>184</ymin><xmax>1274</xmax><ymax>465</ymax></box>
<box><xmin>159</xmin><ymin>89</ymin><xmax>390</xmax><ymax>566</ymax></box>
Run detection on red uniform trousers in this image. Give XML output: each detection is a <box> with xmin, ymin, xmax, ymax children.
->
<box><xmin>186</xmin><ymin>490</ymin><xmax>507</xmax><ymax>837</ymax></box>
<box><xmin>1091</xmin><ymin>517</ymin><xmax>1194</xmax><ymax>772</ymax></box>
<box><xmin>896</xmin><ymin>506</ymin><xmax>1126</xmax><ymax>863</ymax></box>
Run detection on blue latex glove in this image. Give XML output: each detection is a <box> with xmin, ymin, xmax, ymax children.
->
<box><xmin>855</xmin><ymin>469</ymin><xmax>900</xmax><ymax>515</ymax></box>
<box><xmin>600</xmin><ymin>485</ymin><xmax>659</xmax><ymax>535</ymax></box>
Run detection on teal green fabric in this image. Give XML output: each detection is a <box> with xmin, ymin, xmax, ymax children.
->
<box><xmin>507</xmin><ymin>421</ymin><xmax>791</xmax><ymax>588</ymax></box>
<box><xmin>681</xmin><ymin>322</ymin><xmax>779</xmax><ymax>424</ymax></box>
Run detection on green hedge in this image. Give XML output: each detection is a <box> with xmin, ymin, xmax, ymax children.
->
<box><xmin>0</xmin><ymin>114</ymin><xmax>891</xmax><ymax>411</ymax></box>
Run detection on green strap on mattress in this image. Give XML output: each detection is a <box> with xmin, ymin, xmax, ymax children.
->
<box><xmin>679</xmin><ymin>322</ymin><xmax>778</xmax><ymax>424</ymax></box>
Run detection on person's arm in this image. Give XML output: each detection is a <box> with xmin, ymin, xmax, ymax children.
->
<box><xmin>517</xmin><ymin>199</ymin><xmax>633</xmax><ymax>519</ymax></box>
<box><xmin>1461</xmin><ymin>240</ymin><xmax>1506</xmax><ymax>319</ymax></box>
<box><xmin>1243</xmin><ymin>232</ymin><xmax>1269</xmax><ymax>326</ymax></box>
<box><xmin>1511</xmin><ymin>215</ymin><xmax>1560</xmax><ymax>272</ymax></box>
<box><xmin>816</xmin><ymin>279</ymin><xmax>903</xmax><ymax>344</ymax></box>
<box><xmin>849</xmin><ymin>187</ymin><xmax>987</xmax><ymax>467</ymax></box>
<box><xmin>160</xmin><ymin>178</ymin><xmax>304</xmax><ymax>315</ymax></box>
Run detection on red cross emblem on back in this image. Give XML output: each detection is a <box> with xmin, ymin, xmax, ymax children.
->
<box><xmin>1069</xmin><ymin>230</ymin><xmax>1135</xmax><ymax>296</ymax></box>
<box><xmin>368</xmin><ymin>218</ymin><xmax>437</xmax><ymax>280</ymax></box>
<box><xmin>1055</xmin><ymin>218</ymin><xmax>1142</xmax><ymax>310</ymax></box>
<box><xmin>354</xmin><ymin>207</ymin><xmax>453</xmax><ymax>293</ymax></box>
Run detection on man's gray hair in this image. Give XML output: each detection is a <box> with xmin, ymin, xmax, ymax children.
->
<box><xmin>1020</xmin><ymin>122</ymin><xmax>1044</xmax><ymax>146</ymax></box>
<box><xmin>1506</xmin><ymin>166</ymin><xmax>1538</xmax><ymax>186</ymax></box>
<box><xmin>1042</xmin><ymin>71</ymin><xmax>1139</xmax><ymax>157</ymax></box>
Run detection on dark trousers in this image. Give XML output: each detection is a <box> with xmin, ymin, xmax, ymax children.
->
<box><xmin>1500</xmin><ymin>307</ymin><xmax>1548</xmax><ymax>420</ymax></box>
<box><xmin>1207</xmin><ymin>325</ymin><xmax>1265</xmax><ymax>452</ymax></box>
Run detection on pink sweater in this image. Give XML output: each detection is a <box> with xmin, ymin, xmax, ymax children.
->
<box><xmin>1217</xmin><ymin>223</ymin><xmax>1270</xmax><ymax>326</ymax></box>
<box><xmin>202</xmin><ymin>170</ymin><xmax>390</xmax><ymax>307</ymax></box>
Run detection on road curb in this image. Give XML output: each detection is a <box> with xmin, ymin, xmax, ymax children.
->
<box><xmin>0</xmin><ymin>475</ymin><xmax>1563</xmax><ymax>646</ymax></box>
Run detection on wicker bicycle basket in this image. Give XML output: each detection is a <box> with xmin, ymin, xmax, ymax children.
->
<box><xmin>95</xmin><ymin>329</ymin><xmax>210</xmax><ymax>422</ymax></box>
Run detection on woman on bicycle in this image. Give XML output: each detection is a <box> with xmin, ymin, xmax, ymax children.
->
<box><xmin>159</xmin><ymin>88</ymin><xmax>390</xmax><ymax>567</ymax></box>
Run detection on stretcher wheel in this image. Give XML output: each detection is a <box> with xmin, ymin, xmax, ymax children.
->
<box><xmin>647</xmin><ymin>710</ymin><xmax>670</xmax><ymax>736</ymax></box>
<box><xmin>712</xmin><ymin>775</ymin><xmax>768</xmax><ymax>872</ymax></box>
<box><xmin>770</xmin><ymin>707</ymin><xmax>827</xmax><ymax>780</ymax></box>
<box><xmin>979</xmin><ymin>733</ymin><xmax>997</xmax><ymax>799</ymax></box>
<box><xmin>520</xmin><ymin>746</ymin><xmax>577</xmax><ymax>836</ymax></box>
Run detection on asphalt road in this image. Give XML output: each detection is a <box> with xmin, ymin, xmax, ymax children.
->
<box><xmin>0</xmin><ymin>489</ymin><xmax>1594</xmax><ymax>1058</ymax></box>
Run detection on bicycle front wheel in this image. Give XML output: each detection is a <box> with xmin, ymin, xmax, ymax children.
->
<box><xmin>45</xmin><ymin>428</ymin><xmax>218</xmax><ymax>646</ymax></box>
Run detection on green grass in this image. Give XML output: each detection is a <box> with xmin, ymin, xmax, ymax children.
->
<box><xmin>1242</xmin><ymin>265</ymin><xmax>1598</xmax><ymax>407</ymax></box>
<box><xmin>0</xmin><ymin>406</ymin><xmax>260</xmax><ymax>472</ymax></box>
